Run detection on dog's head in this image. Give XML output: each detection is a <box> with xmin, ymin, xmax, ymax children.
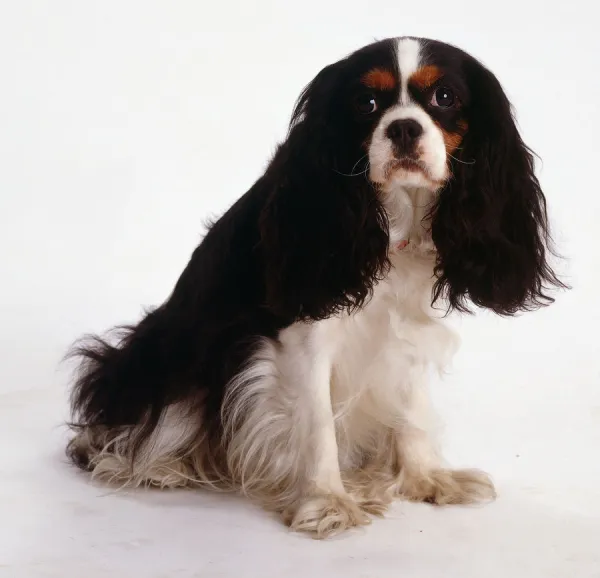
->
<box><xmin>287</xmin><ymin>37</ymin><xmax>565</xmax><ymax>314</ymax></box>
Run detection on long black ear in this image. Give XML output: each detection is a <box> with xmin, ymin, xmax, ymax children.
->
<box><xmin>258</xmin><ymin>62</ymin><xmax>390</xmax><ymax>322</ymax></box>
<box><xmin>430</xmin><ymin>58</ymin><xmax>566</xmax><ymax>315</ymax></box>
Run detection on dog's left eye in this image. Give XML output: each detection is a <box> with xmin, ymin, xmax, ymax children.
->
<box><xmin>431</xmin><ymin>86</ymin><xmax>456</xmax><ymax>108</ymax></box>
<box><xmin>354</xmin><ymin>93</ymin><xmax>378</xmax><ymax>114</ymax></box>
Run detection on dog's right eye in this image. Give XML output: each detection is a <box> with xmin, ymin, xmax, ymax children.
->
<box><xmin>354</xmin><ymin>93</ymin><xmax>378</xmax><ymax>115</ymax></box>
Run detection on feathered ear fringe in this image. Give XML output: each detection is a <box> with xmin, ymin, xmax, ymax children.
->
<box><xmin>258</xmin><ymin>62</ymin><xmax>390</xmax><ymax>322</ymax></box>
<box><xmin>430</xmin><ymin>59</ymin><xmax>568</xmax><ymax>315</ymax></box>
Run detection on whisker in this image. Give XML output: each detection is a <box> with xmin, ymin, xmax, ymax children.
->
<box><xmin>333</xmin><ymin>154</ymin><xmax>369</xmax><ymax>177</ymax></box>
<box><xmin>350</xmin><ymin>154</ymin><xmax>368</xmax><ymax>173</ymax></box>
<box><xmin>448</xmin><ymin>153</ymin><xmax>475</xmax><ymax>165</ymax></box>
<box><xmin>333</xmin><ymin>167</ymin><xmax>370</xmax><ymax>177</ymax></box>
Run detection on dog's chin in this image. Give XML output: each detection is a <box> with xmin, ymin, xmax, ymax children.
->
<box><xmin>388</xmin><ymin>161</ymin><xmax>443</xmax><ymax>190</ymax></box>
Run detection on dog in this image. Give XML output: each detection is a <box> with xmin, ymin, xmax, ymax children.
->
<box><xmin>66</xmin><ymin>36</ymin><xmax>565</xmax><ymax>538</ymax></box>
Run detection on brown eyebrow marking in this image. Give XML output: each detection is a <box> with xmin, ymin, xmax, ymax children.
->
<box><xmin>410</xmin><ymin>65</ymin><xmax>443</xmax><ymax>89</ymax></box>
<box><xmin>361</xmin><ymin>68</ymin><xmax>396</xmax><ymax>90</ymax></box>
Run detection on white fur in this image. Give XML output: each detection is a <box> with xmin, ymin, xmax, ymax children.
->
<box><xmin>397</xmin><ymin>37</ymin><xmax>421</xmax><ymax>104</ymax></box>
<box><xmin>143</xmin><ymin>402</ymin><xmax>200</xmax><ymax>461</ymax></box>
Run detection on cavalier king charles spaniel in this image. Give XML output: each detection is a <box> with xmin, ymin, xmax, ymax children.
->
<box><xmin>67</xmin><ymin>36</ymin><xmax>565</xmax><ymax>538</ymax></box>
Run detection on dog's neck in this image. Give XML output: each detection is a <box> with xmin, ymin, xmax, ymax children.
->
<box><xmin>383</xmin><ymin>185</ymin><xmax>437</xmax><ymax>255</ymax></box>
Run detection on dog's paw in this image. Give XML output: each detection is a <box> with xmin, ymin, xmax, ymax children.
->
<box><xmin>397</xmin><ymin>468</ymin><xmax>496</xmax><ymax>505</ymax></box>
<box><xmin>284</xmin><ymin>492</ymin><xmax>370</xmax><ymax>538</ymax></box>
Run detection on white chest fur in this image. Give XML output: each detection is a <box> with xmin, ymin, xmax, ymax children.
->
<box><xmin>311</xmin><ymin>249</ymin><xmax>459</xmax><ymax>469</ymax></box>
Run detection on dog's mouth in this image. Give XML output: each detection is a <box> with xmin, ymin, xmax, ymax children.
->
<box><xmin>383</xmin><ymin>156</ymin><xmax>445</xmax><ymax>189</ymax></box>
<box><xmin>389</xmin><ymin>157</ymin><xmax>427</xmax><ymax>173</ymax></box>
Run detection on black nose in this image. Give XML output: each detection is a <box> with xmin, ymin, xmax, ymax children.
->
<box><xmin>386</xmin><ymin>119</ymin><xmax>423</xmax><ymax>153</ymax></box>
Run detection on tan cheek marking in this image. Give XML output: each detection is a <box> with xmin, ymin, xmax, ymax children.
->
<box><xmin>438</xmin><ymin>120</ymin><xmax>468</xmax><ymax>155</ymax></box>
<box><xmin>409</xmin><ymin>65</ymin><xmax>443</xmax><ymax>90</ymax></box>
<box><xmin>442</xmin><ymin>131</ymin><xmax>463</xmax><ymax>154</ymax></box>
<box><xmin>361</xmin><ymin>68</ymin><xmax>396</xmax><ymax>91</ymax></box>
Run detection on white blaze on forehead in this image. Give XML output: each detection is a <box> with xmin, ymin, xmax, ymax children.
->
<box><xmin>396</xmin><ymin>38</ymin><xmax>422</xmax><ymax>104</ymax></box>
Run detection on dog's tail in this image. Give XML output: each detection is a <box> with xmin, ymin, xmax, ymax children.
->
<box><xmin>65</xmin><ymin>308</ymin><xmax>180</xmax><ymax>468</ymax></box>
<box><xmin>65</xmin><ymin>306</ymin><xmax>227</xmax><ymax>489</ymax></box>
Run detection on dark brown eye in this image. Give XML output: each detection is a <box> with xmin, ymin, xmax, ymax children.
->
<box><xmin>431</xmin><ymin>86</ymin><xmax>455</xmax><ymax>108</ymax></box>
<box><xmin>354</xmin><ymin>93</ymin><xmax>378</xmax><ymax>114</ymax></box>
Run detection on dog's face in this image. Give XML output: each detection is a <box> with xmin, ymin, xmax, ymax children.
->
<box><xmin>287</xmin><ymin>37</ymin><xmax>564</xmax><ymax>315</ymax></box>
<box><xmin>292</xmin><ymin>37</ymin><xmax>473</xmax><ymax>193</ymax></box>
<box><xmin>365</xmin><ymin>38</ymin><xmax>468</xmax><ymax>191</ymax></box>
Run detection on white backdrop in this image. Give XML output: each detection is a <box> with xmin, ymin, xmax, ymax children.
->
<box><xmin>1</xmin><ymin>1</ymin><xmax>599</xmax><ymax>577</ymax></box>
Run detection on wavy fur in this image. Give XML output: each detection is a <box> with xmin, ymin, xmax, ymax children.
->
<box><xmin>66</xmin><ymin>37</ymin><xmax>564</xmax><ymax>538</ymax></box>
